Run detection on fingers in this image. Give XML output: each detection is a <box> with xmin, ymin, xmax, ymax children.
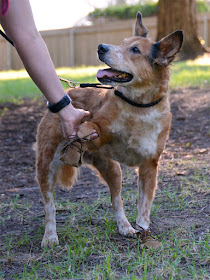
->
<box><xmin>83</xmin><ymin>110</ymin><xmax>90</xmax><ymax>118</ymax></box>
<box><xmin>90</xmin><ymin>131</ymin><xmax>99</xmax><ymax>139</ymax></box>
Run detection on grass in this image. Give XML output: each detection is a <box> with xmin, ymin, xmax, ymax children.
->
<box><xmin>0</xmin><ymin>182</ymin><xmax>209</xmax><ymax>279</ymax></box>
<box><xmin>170</xmin><ymin>59</ymin><xmax>210</xmax><ymax>89</ymax></box>
<box><xmin>0</xmin><ymin>66</ymin><xmax>98</xmax><ymax>103</ymax></box>
<box><xmin>0</xmin><ymin>162</ymin><xmax>209</xmax><ymax>280</ymax></box>
<box><xmin>0</xmin><ymin>57</ymin><xmax>210</xmax><ymax>102</ymax></box>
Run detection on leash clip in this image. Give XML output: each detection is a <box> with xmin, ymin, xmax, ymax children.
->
<box><xmin>59</xmin><ymin>76</ymin><xmax>114</xmax><ymax>90</ymax></box>
<box><xmin>59</xmin><ymin>76</ymin><xmax>80</xmax><ymax>88</ymax></box>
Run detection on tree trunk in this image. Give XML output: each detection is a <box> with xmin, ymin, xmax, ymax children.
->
<box><xmin>157</xmin><ymin>0</ymin><xmax>206</xmax><ymax>60</ymax></box>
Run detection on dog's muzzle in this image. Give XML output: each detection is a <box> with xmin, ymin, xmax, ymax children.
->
<box><xmin>97</xmin><ymin>44</ymin><xmax>133</xmax><ymax>85</ymax></box>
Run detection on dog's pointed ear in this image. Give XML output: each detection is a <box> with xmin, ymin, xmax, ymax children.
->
<box><xmin>134</xmin><ymin>12</ymin><xmax>148</xmax><ymax>37</ymax></box>
<box><xmin>152</xmin><ymin>31</ymin><xmax>183</xmax><ymax>66</ymax></box>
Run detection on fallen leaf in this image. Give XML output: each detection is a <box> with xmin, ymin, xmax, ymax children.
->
<box><xmin>176</xmin><ymin>171</ymin><xmax>186</xmax><ymax>176</ymax></box>
<box><xmin>141</xmin><ymin>236</ymin><xmax>162</xmax><ymax>249</ymax></box>
<box><xmin>184</xmin><ymin>154</ymin><xmax>193</xmax><ymax>158</ymax></box>
<box><xmin>195</xmin><ymin>148</ymin><xmax>208</xmax><ymax>154</ymax></box>
<box><xmin>136</xmin><ymin>230</ymin><xmax>162</xmax><ymax>249</ymax></box>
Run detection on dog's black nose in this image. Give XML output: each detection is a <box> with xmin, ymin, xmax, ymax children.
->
<box><xmin>98</xmin><ymin>44</ymin><xmax>109</xmax><ymax>55</ymax></box>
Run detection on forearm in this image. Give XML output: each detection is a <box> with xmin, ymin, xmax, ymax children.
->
<box><xmin>14</xmin><ymin>34</ymin><xmax>64</xmax><ymax>104</ymax></box>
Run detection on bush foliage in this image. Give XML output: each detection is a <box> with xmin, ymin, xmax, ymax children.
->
<box><xmin>88</xmin><ymin>0</ymin><xmax>210</xmax><ymax>20</ymax></box>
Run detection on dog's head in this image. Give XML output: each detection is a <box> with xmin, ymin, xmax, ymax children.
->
<box><xmin>97</xmin><ymin>12</ymin><xmax>183</xmax><ymax>88</ymax></box>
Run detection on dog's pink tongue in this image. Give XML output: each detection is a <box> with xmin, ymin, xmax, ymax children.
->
<box><xmin>97</xmin><ymin>69</ymin><xmax>119</xmax><ymax>78</ymax></box>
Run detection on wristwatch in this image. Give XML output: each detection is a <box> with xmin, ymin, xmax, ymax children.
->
<box><xmin>47</xmin><ymin>94</ymin><xmax>71</xmax><ymax>113</ymax></box>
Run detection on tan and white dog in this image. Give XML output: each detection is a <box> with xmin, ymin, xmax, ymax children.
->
<box><xmin>36</xmin><ymin>12</ymin><xmax>183</xmax><ymax>247</ymax></box>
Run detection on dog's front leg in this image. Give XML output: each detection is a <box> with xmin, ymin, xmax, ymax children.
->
<box><xmin>92</xmin><ymin>155</ymin><xmax>136</xmax><ymax>237</ymax></box>
<box><xmin>136</xmin><ymin>159</ymin><xmax>158</xmax><ymax>230</ymax></box>
<box><xmin>77</xmin><ymin>121</ymin><xmax>112</xmax><ymax>149</ymax></box>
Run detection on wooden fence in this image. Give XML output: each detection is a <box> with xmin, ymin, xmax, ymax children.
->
<box><xmin>0</xmin><ymin>13</ymin><xmax>209</xmax><ymax>71</ymax></box>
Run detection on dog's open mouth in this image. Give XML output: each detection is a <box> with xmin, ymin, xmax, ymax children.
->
<box><xmin>96</xmin><ymin>68</ymin><xmax>133</xmax><ymax>84</ymax></box>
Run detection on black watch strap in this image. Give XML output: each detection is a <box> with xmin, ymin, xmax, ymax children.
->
<box><xmin>47</xmin><ymin>94</ymin><xmax>71</xmax><ymax>113</ymax></box>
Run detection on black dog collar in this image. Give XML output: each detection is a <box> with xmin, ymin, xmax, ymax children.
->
<box><xmin>114</xmin><ymin>90</ymin><xmax>163</xmax><ymax>108</ymax></box>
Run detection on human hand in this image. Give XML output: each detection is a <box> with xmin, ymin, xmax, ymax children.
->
<box><xmin>58</xmin><ymin>103</ymin><xmax>98</xmax><ymax>141</ymax></box>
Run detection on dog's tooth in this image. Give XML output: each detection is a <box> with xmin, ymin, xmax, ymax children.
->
<box><xmin>112</xmin><ymin>73</ymin><xmax>129</xmax><ymax>79</ymax></box>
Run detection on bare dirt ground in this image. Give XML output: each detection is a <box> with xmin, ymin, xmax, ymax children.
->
<box><xmin>0</xmin><ymin>87</ymin><xmax>209</xmax><ymax>278</ymax></box>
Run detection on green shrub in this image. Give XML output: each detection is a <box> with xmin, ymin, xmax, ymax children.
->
<box><xmin>88</xmin><ymin>0</ymin><xmax>210</xmax><ymax>20</ymax></box>
<box><xmin>88</xmin><ymin>1</ymin><xmax>158</xmax><ymax>20</ymax></box>
<box><xmin>197</xmin><ymin>0</ymin><xmax>210</xmax><ymax>12</ymax></box>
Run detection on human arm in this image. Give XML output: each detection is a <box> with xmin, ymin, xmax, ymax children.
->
<box><xmin>0</xmin><ymin>0</ymin><xmax>90</xmax><ymax>139</ymax></box>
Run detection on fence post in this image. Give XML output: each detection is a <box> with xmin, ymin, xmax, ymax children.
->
<box><xmin>70</xmin><ymin>28</ymin><xmax>75</xmax><ymax>67</ymax></box>
<box><xmin>7</xmin><ymin>41</ymin><xmax>12</xmax><ymax>70</ymax></box>
<box><xmin>203</xmin><ymin>15</ymin><xmax>208</xmax><ymax>48</ymax></box>
<box><xmin>132</xmin><ymin>23</ymin><xmax>135</xmax><ymax>36</ymax></box>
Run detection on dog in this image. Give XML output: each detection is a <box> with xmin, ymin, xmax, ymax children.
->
<box><xmin>36</xmin><ymin>12</ymin><xmax>183</xmax><ymax>247</ymax></box>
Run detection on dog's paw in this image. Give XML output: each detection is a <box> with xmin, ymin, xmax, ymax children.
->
<box><xmin>41</xmin><ymin>233</ymin><xmax>59</xmax><ymax>248</ymax></box>
<box><xmin>119</xmin><ymin>225</ymin><xmax>137</xmax><ymax>238</ymax></box>
<box><xmin>77</xmin><ymin>122</ymin><xmax>98</xmax><ymax>140</ymax></box>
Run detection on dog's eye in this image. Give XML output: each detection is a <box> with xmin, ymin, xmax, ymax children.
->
<box><xmin>131</xmin><ymin>47</ymin><xmax>141</xmax><ymax>54</ymax></box>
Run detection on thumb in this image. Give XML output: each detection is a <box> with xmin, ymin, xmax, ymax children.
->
<box><xmin>81</xmin><ymin>110</ymin><xmax>90</xmax><ymax>122</ymax></box>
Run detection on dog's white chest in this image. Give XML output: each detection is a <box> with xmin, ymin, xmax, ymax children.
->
<box><xmin>107</xmin><ymin>109</ymin><xmax>163</xmax><ymax>163</ymax></box>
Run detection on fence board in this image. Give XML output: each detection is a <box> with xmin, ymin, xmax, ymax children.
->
<box><xmin>0</xmin><ymin>14</ymin><xmax>209</xmax><ymax>71</ymax></box>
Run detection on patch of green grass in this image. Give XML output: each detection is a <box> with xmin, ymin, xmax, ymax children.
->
<box><xmin>170</xmin><ymin>60</ymin><xmax>210</xmax><ymax>89</ymax></box>
<box><xmin>0</xmin><ymin>194</ymin><xmax>31</xmax><ymax>213</ymax></box>
<box><xmin>0</xmin><ymin>66</ymin><xmax>99</xmax><ymax>102</ymax></box>
<box><xmin>1</xmin><ymin>184</ymin><xmax>209</xmax><ymax>280</ymax></box>
<box><xmin>0</xmin><ymin>60</ymin><xmax>209</xmax><ymax>103</ymax></box>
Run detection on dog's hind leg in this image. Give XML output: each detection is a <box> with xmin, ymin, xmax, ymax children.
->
<box><xmin>136</xmin><ymin>159</ymin><xmax>158</xmax><ymax>230</ymax></box>
<box><xmin>36</xmin><ymin>115</ymin><xmax>77</xmax><ymax>247</ymax></box>
<box><xmin>36</xmin><ymin>142</ymin><xmax>59</xmax><ymax>247</ymax></box>
<box><xmin>36</xmin><ymin>141</ymin><xmax>77</xmax><ymax>247</ymax></box>
<box><xmin>91</xmin><ymin>154</ymin><xmax>136</xmax><ymax>237</ymax></box>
